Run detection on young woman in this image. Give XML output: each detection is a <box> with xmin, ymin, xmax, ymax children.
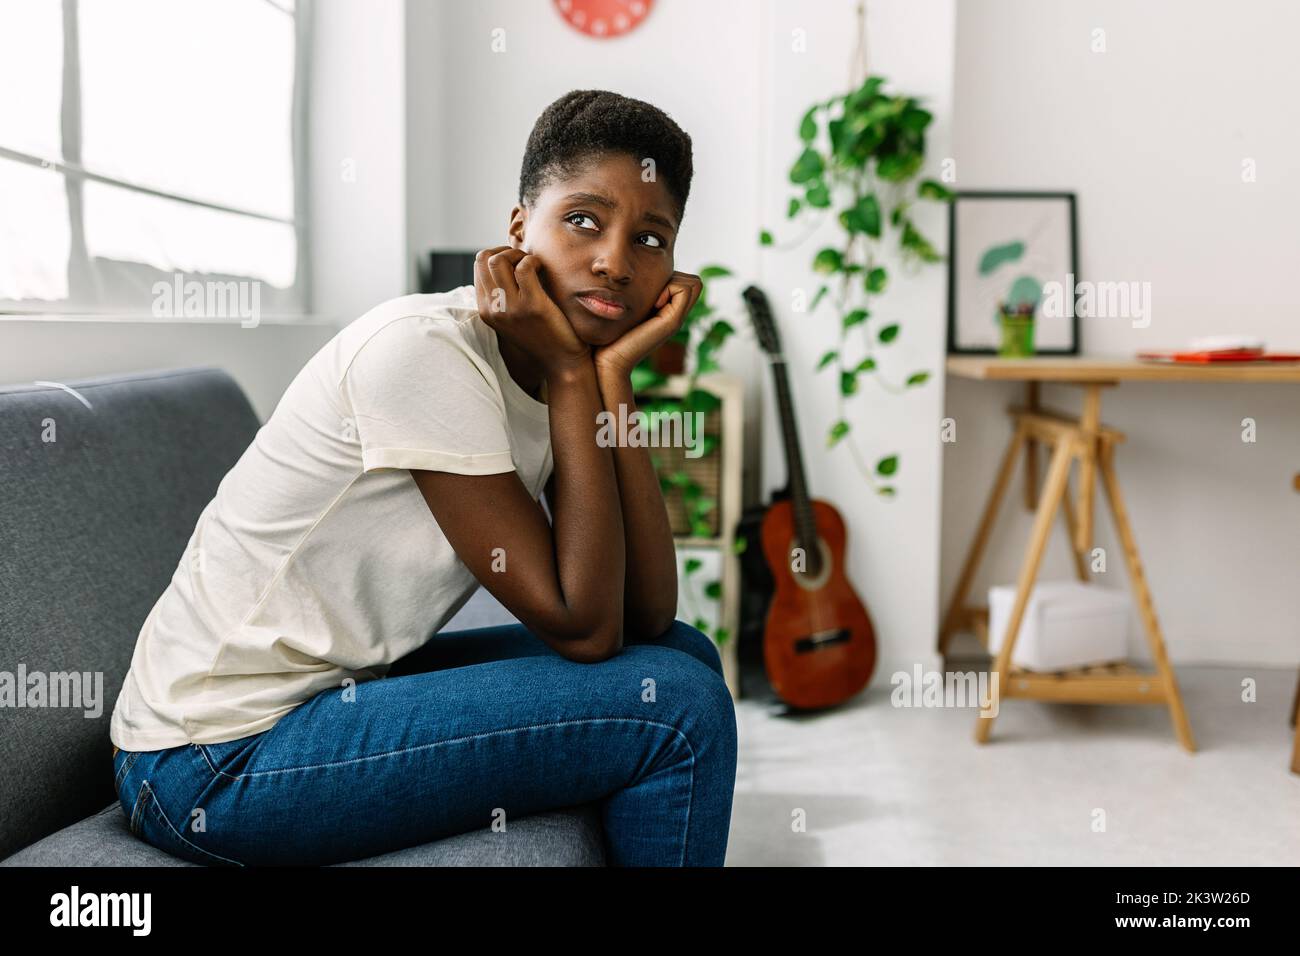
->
<box><xmin>108</xmin><ymin>90</ymin><xmax>737</xmax><ymax>867</ymax></box>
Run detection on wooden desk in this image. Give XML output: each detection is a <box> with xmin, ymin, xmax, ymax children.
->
<box><xmin>940</xmin><ymin>355</ymin><xmax>1300</xmax><ymax>758</ymax></box>
<box><xmin>947</xmin><ymin>355</ymin><xmax>1300</xmax><ymax>384</ymax></box>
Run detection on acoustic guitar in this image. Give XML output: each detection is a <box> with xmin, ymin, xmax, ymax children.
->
<box><xmin>741</xmin><ymin>285</ymin><xmax>878</xmax><ymax>710</ymax></box>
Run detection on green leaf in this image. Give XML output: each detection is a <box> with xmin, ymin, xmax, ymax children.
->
<box><xmin>827</xmin><ymin>117</ymin><xmax>845</xmax><ymax>155</ymax></box>
<box><xmin>876</xmin><ymin>151</ymin><xmax>924</xmax><ymax>182</ymax></box>
<box><xmin>787</xmin><ymin>197</ymin><xmax>802</xmax><ymax>219</ymax></box>
<box><xmin>698</xmin><ymin>264</ymin><xmax>732</xmax><ymax>280</ymax></box>
<box><xmin>866</xmin><ymin>266</ymin><xmax>888</xmax><ymax>293</ymax></box>
<box><xmin>901</xmin><ymin>221</ymin><xmax>942</xmax><ymax>263</ymax></box>
<box><xmin>684</xmin><ymin>557</ymin><xmax>703</xmax><ymax>574</ymax></box>
<box><xmin>805</xmin><ymin>181</ymin><xmax>831</xmax><ymax>208</ymax></box>
<box><xmin>840</xmin><ymin>370</ymin><xmax>858</xmax><ymax>396</ymax></box>
<box><xmin>789</xmin><ymin>146</ymin><xmax>824</xmax><ymax>184</ymax></box>
<box><xmin>841</xmin><ymin>193</ymin><xmax>881</xmax><ymax>238</ymax></box>
<box><xmin>906</xmin><ymin>370</ymin><xmax>930</xmax><ymax>386</ymax></box>
<box><xmin>684</xmin><ymin>388</ymin><xmax>721</xmax><ymax>411</ymax></box>
<box><xmin>813</xmin><ymin>247</ymin><xmax>843</xmax><ymax>274</ymax></box>
<box><xmin>703</xmin><ymin>318</ymin><xmax>735</xmax><ymax>343</ymax></box>
<box><xmin>857</xmin><ymin>356</ymin><xmax>876</xmax><ymax>372</ymax></box>
<box><xmin>693</xmin><ymin>617</ymin><xmax>710</xmax><ymax>631</ymax></box>
<box><xmin>828</xmin><ymin>419</ymin><xmax>850</xmax><ymax>447</ymax></box>
<box><xmin>810</xmin><ymin>285</ymin><xmax>830</xmax><ymax>311</ymax></box>
<box><xmin>876</xmin><ymin>455</ymin><xmax>898</xmax><ymax>476</ymax></box>
<box><xmin>817</xmin><ymin>349</ymin><xmax>839</xmax><ymax>371</ymax></box>
<box><xmin>877</xmin><ymin>485</ymin><xmax>896</xmax><ymax>497</ymax></box>
<box><xmin>899</xmin><ymin>106</ymin><xmax>933</xmax><ymax>132</ymax></box>
<box><xmin>759</xmin><ymin>228</ymin><xmax>774</xmax><ymax>246</ymax></box>
<box><xmin>714</xmin><ymin>627</ymin><xmax>731</xmax><ymax>645</ymax></box>
<box><xmin>879</xmin><ymin>323</ymin><xmax>900</xmax><ymax>343</ymax></box>
<box><xmin>977</xmin><ymin>240</ymin><xmax>1025</xmax><ymax>275</ymax></box>
<box><xmin>917</xmin><ymin>179</ymin><xmax>955</xmax><ymax>201</ymax></box>
<box><xmin>630</xmin><ymin>364</ymin><xmax>667</xmax><ymax>391</ymax></box>
<box><xmin>842</xmin><ymin>309</ymin><xmax>868</xmax><ymax>330</ymax></box>
<box><xmin>847</xmin><ymin>75</ymin><xmax>885</xmax><ymax>108</ymax></box>
<box><xmin>732</xmin><ymin>536</ymin><xmax>748</xmax><ymax>555</ymax></box>
<box><xmin>799</xmin><ymin>106</ymin><xmax>818</xmax><ymax>143</ymax></box>
<box><xmin>704</xmin><ymin>581</ymin><xmax>723</xmax><ymax>600</ymax></box>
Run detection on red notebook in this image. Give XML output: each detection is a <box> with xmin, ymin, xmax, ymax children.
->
<box><xmin>1137</xmin><ymin>348</ymin><xmax>1300</xmax><ymax>363</ymax></box>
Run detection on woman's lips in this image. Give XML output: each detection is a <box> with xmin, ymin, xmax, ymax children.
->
<box><xmin>575</xmin><ymin>294</ymin><xmax>628</xmax><ymax>319</ymax></box>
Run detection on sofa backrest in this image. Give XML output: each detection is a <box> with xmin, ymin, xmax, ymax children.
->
<box><xmin>0</xmin><ymin>367</ymin><xmax>259</xmax><ymax>859</ymax></box>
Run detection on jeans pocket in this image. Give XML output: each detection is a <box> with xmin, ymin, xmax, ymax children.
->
<box><xmin>133</xmin><ymin>780</ymin><xmax>245</xmax><ymax>868</ymax></box>
<box><xmin>114</xmin><ymin>749</ymin><xmax>140</xmax><ymax>793</ymax></box>
<box><xmin>195</xmin><ymin>734</ymin><xmax>263</xmax><ymax>781</ymax></box>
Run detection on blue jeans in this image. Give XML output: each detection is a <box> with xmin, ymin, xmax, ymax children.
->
<box><xmin>112</xmin><ymin>619</ymin><xmax>737</xmax><ymax>867</ymax></box>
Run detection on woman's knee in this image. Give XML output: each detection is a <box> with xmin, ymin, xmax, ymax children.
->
<box><xmin>640</xmin><ymin>618</ymin><xmax>725</xmax><ymax>680</ymax></box>
<box><xmin>616</xmin><ymin>639</ymin><xmax>736</xmax><ymax>750</ymax></box>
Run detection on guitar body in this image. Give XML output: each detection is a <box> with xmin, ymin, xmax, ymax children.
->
<box><xmin>760</xmin><ymin>498</ymin><xmax>877</xmax><ymax>710</ymax></box>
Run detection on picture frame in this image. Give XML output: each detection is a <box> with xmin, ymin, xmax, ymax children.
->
<box><xmin>946</xmin><ymin>191</ymin><xmax>1080</xmax><ymax>355</ymax></box>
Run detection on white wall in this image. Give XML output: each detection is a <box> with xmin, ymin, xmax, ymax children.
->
<box><xmin>0</xmin><ymin>319</ymin><xmax>333</xmax><ymax>421</ymax></box>
<box><xmin>310</xmin><ymin>0</ymin><xmax>408</xmax><ymax>324</ymax></box>
<box><xmin>946</xmin><ymin>0</ymin><xmax>1300</xmax><ymax>665</ymax></box>
<box><xmin>405</xmin><ymin>0</ymin><xmax>957</xmax><ymax>678</ymax></box>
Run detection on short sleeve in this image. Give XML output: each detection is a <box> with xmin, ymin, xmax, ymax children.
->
<box><xmin>342</xmin><ymin>314</ymin><xmax>516</xmax><ymax>475</ymax></box>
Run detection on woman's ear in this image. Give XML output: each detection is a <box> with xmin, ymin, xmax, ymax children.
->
<box><xmin>507</xmin><ymin>203</ymin><xmax>528</xmax><ymax>252</ymax></box>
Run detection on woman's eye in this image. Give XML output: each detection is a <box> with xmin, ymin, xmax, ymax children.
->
<box><xmin>566</xmin><ymin>213</ymin><xmax>597</xmax><ymax>229</ymax></box>
<box><xmin>640</xmin><ymin>234</ymin><xmax>665</xmax><ymax>249</ymax></box>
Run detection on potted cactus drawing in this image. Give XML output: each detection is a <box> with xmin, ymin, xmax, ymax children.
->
<box><xmin>980</xmin><ymin>241</ymin><xmax>1041</xmax><ymax>358</ymax></box>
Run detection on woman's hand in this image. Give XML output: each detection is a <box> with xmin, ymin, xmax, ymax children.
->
<box><xmin>474</xmin><ymin>246</ymin><xmax>591</xmax><ymax>376</ymax></box>
<box><xmin>593</xmin><ymin>271</ymin><xmax>703</xmax><ymax>379</ymax></box>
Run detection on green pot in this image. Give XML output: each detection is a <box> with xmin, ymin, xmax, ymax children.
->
<box><xmin>998</xmin><ymin>312</ymin><xmax>1036</xmax><ymax>358</ymax></box>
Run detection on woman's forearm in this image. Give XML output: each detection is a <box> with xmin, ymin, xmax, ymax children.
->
<box><xmin>545</xmin><ymin>360</ymin><xmax>626</xmax><ymax>651</ymax></box>
<box><xmin>596</xmin><ymin>369</ymin><xmax>680</xmax><ymax>639</ymax></box>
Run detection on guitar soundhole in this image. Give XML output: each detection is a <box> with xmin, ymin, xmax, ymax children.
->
<box><xmin>794</xmin><ymin>628</ymin><xmax>851</xmax><ymax>653</ymax></box>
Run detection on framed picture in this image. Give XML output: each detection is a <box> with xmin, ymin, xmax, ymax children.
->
<box><xmin>946</xmin><ymin>191</ymin><xmax>1079</xmax><ymax>355</ymax></box>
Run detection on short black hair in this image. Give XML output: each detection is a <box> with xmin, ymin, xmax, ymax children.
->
<box><xmin>518</xmin><ymin>89</ymin><xmax>693</xmax><ymax>227</ymax></box>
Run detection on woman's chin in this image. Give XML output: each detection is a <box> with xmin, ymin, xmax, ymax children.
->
<box><xmin>571</xmin><ymin>315</ymin><xmax>625</xmax><ymax>347</ymax></box>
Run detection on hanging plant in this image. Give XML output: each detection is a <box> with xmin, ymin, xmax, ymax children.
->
<box><xmin>760</xmin><ymin>72</ymin><xmax>953</xmax><ymax>495</ymax></box>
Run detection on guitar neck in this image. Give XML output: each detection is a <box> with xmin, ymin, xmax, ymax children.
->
<box><xmin>769</xmin><ymin>357</ymin><xmax>818</xmax><ymax>552</ymax></box>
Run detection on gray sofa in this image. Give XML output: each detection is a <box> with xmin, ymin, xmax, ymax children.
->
<box><xmin>0</xmin><ymin>366</ymin><xmax>605</xmax><ymax>866</ymax></box>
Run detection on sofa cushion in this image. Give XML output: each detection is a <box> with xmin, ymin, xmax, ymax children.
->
<box><xmin>0</xmin><ymin>801</ymin><xmax>606</xmax><ymax>867</ymax></box>
<box><xmin>0</xmin><ymin>368</ymin><xmax>263</xmax><ymax>860</ymax></box>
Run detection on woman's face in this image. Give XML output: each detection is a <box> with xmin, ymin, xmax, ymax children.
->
<box><xmin>508</xmin><ymin>152</ymin><xmax>679</xmax><ymax>347</ymax></box>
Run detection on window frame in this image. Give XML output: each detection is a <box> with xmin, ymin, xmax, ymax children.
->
<box><xmin>0</xmin><ymin>0</ymin><xmax>313</xmax><ymax>320</ymax></box>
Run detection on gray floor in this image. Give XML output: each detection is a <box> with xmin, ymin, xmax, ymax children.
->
<box><xmin>726</xmin><ymin>659</ymin><xmax>1300</xmax><ymax>866</ymax></box>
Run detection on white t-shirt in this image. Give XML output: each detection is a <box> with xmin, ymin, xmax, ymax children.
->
<box><xmin>108</xmin><ymin>284</ymin><xmax>554</xmax><ymax>750</ymax></box>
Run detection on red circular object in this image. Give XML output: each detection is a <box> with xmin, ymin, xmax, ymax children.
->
<box><xmin>553</xmin><ymin>0</ymin><xmax>654</xmax><ymax>39</ymax></box>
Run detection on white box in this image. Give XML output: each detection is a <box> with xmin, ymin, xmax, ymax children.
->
<box><xmin>987</xmin><ymin>580</ymin><xmax>1130</xmax><ymax>672</ymax></box>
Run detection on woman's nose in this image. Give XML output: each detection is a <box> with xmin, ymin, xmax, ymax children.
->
<box><xmin>592</xmin><ymin>242</ymin><xmax>633</xmax><ymax>283</ymax></box>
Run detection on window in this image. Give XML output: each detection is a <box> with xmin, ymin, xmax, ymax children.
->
<box><xmin>0</xmin><ymin>0</ymin><xmax>310</xmax><ymax>317</ymax></box>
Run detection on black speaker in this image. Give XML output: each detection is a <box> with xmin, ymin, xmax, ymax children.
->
<box><xmin>416</xmin><ymin>250</ymin><xmax>477</xmax><ymax>294</ymax></box>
